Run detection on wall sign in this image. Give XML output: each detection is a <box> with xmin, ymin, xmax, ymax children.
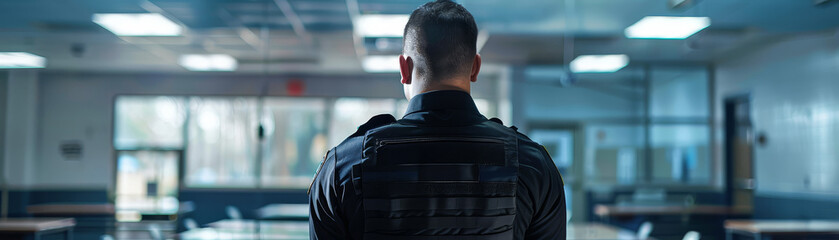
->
<box><xmin>60</xmin><ymin>140</ymin><xmax>83</xmax><ymax>160</ymax></box>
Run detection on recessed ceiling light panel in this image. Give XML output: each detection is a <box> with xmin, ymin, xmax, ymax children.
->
<box><xmin>0</xmin><ymin>52</ymin><xmax>46</xmax><ymax>69</ymax></box>
<box><xmin>179</xmin><ymin>54</ymin><xmax>237</xmax><ymax>71</ymax></box>
<box><xmin>570</xmin><ymin>54</ymin><xmax>629</xmax><ymax>73</ymax></box>
<box><xmin>625</xmin><ymin>16</ymin><xmax>710</xmax><ymax>39</ymax></box>
<box><xmin>93</xmin><ymin>13</ymin><xmax>182</xmax><ymax>36</ymax></box>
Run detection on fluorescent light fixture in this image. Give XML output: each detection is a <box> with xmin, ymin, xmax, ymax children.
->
<box><xmin>570</xmin><ymin>54</ymin><xmax>629</xmax><ymax>73</ymax></box>
<box><xmin>178</xmin><ymin>54</ymin><xmax>237</xmax><ymax>71</ymax></box>
<box><xmin>93</xmin><ymin>13</ymin><xmax>182</xmax><ymax>36</ymax></box>
<box><xmin>354</xmin><ymin>14</ymin><xmax>410</xmax><ymax>37</ymax></box>
<box><xmin>0</xmin><ymin>52</ymin><xmax>46</xmax><ymax>68</ymax></box>
<box><xmin>625</xmin><ymin>16</ymin><xmax>710</xmax><ymax>39</ymax></box>
<box><xmin>362</xmin><ymin>55</ymin><xmax>400</xmax><ymax>73</ymax></box>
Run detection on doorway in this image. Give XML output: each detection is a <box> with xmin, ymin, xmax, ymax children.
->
<box><xmin>115</xmin><ymin>150</ymin><xmax>181</xmax><ymax>221</ymax></box>
<box><xmin>724</xmin><ymin>95</ymin><xmax>754</xmax><ymax>210</ymax></box>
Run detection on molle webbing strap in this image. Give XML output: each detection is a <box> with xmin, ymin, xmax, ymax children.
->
<box><xmin>364</xmin><ymin>230</ymin><xmax>514</xmax><ymax>240</ymax></box>
<box><xmin>376</xmin><ymin>139</ymin><xmax>506</xmax><ymax>166</ymax></box>
<box><xmin>363</xmin><ymin>197</ymin><xmax>516</xmax><ymax>211</ymax></box>
<box><xmin>365</xmin><ymin>215</ymin><xmax>516</xmax><ymax>232</ymax></box>
<box><xmin>361</xmin><ymin>182</ymin><xmax>516</xmax><ymax>198</ymax></box>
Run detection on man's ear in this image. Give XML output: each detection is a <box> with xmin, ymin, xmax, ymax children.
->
<box><xmin>399</xmin><ymin>55</ymin><xmax>413</xmax><ymax>84</ymax></box>
<box><xmin>470</xmin><ymin>54</ymin><xmax>482</xmax><ymax>83</ymax></box>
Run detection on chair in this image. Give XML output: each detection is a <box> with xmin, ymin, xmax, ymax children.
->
<box><xmin>682</xmin><ymin>231</ymin><xmax>700</xmax><ymax>240</ymax></box>
<box><xmin>637</xmin><ymin>221</ymin><xmax>653</xmax><ymax>240</ymax></box>
<box><xmin>226</xmin><ymin>205</ymin><xmax>243</xmax><ymax>219</ymax></box>
<box><xmin>566</xmin><ymin>210</ymin><xmax>572</xmax><ymax>223</ymax></box>
<box><xmin>148</xmin><ymin>225</ymin><xmax>163</xmax><ymax>240</ymax></box>
<box><xmin>184</xmin><ymin>218</ymin><xmax>199</xmax><ymax>230</ymax></box>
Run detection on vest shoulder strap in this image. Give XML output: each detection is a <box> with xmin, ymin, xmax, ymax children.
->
<box><xmin>350</xmin><ymin>114</ymin><xmax>397</xmax><ymax>138</ymax></box>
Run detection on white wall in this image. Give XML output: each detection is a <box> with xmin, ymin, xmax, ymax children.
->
<box><xmin>716</xmin><ymin>32</ymin><xmax>839</xmax><ymax>196</ymax></box>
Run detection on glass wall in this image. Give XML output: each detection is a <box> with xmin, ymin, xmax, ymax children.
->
<box><xmin>585</xmin><ymin>124</ymin><xmax>646</xmax><ymax>186</ymax></box>
<box><xmin>576</xmin><ymin>65</ymin><xmax>713</xmax><ymax>187</ymax></box>
<box><xmin>649</xmin><ymin>66</ymin><xmax>711</xmax><ymax>185</ymax></box>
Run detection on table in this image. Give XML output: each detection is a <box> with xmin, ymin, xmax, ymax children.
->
<box><xmin>27</xmin><ymin>203</ymin><xmax>115</xmax><ymax>216</ymax></box>
<box><xmin>569</xmin><ymin>223</ymin><xmax>651</xmax><ymax>240</ymax></box>
<box><xmin>595</xmin><ymin>204</ymin><xmax>752</xmax><ymax>217</ymax></box>
<box><xmin>27</xmin><ymin>203</ymin><xmax>116</xmax><ymax>238</ymax></box>
<box><xmin>180</xmin><ymin>220</ymin><xmax>308</xmax><ymax>240</ymax></box>
<box><xmin>724</xmin><ymin>220</ymin><xmax>839</xmax><ymax>240</ymax></box>
<box><xmin>0</xmin><ymin>218</ymin><xmax>76</xmax><ymax>240</ymax></box>
<box><xmin>184</xmin><ymin>220</ymin><xmax>645</xmax><ymax>240</ymax></box>
<box><xmin>256</xmin><ymin>204</ymin><xmax>308</xmax><ymax>221</ymax></box>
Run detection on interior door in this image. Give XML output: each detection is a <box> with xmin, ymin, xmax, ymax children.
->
<box><xmin>724</xmin><ymin>96</ymin><xmax>754</xmax><ymax>210</ymax></box>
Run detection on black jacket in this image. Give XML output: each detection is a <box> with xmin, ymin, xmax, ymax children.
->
<box><xmin>310</xmin><ymin>90</ymin><xmax>566</xmax><ymax>240</ymax></box>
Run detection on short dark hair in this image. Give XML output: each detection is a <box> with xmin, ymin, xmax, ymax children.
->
<box><xmin>403</xmin><ymin>0</ymin><xmax>478</xmax><ymax>81</ymax></box>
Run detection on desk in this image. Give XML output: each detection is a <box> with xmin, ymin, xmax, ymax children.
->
<box><xmin>0</xmin><ymin>218</ymin><xmax>76</xmax><ymax>240</ymax></box>
<box><xmin>724</xmin><ymin>220</ymin><xmax>839</xmax><ymax>240</ymax></box>
<box><xmin>180</xmin><ymin>220</ymin><xmax>308</xmax><ymax>240</ymax></box>
<box><xmin>595</xmin><ymin>204</ymin><xmax>752</xmax><ymax>217</ymax></box>
<box><xmin>256</xmin><ymin>204</ymin><xmax>308</xmax><ymax>221</ymax></box>
<box><xmin>27</xmin><ymin>203</ymin><xmax>115</xmax><ymax>216</ymax></box>
<box><xmin>207</xmin><ymin>219</ymin><xmax>308</xmax><ymax>231</ymax></box>
<box><xmin>569</xmin><ymin>223</ymin><xmax>650</xmax><ymax>240</ymax></box>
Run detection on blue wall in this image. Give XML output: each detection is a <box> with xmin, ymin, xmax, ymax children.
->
<box><xmin>754</xmin><ymin>194</ymin><xmax>839</xmax><ymax>220</ymax></box>
<box><xmin>178</xmin><ymin>189</ymin><xmax>308</xmax><ymax>227</ymax></box>
<box><xmin>3</xmin><ymin>189</ymin><xmax>109</xmax><ymax>217</ymax></box>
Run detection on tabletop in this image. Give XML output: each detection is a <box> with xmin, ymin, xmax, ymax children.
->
<box><xmin>181</xmin><ymin>220</ymin><xmax>308</xmax><ymax>240</ymax></box>
<box><xmin>27</xmin><ymin>203</ymin><xmax>115</xmax><ymax>216</ymax></box>
<box><xmin>186</xmin><ymin>220</ymin><xmax>646</xmax><ymax>240</ymax></box>
<box><xmin>256</xmin><ymin>204</ymin><xmax>309</xmax><ymax>220</ymax></box>
<box><xmin>724</xmin><ymin>220</ymin><xmax>839</xmax><ymax>235</ymax></box>
<box><xmin>568</xmin><ymin>223</ymin><xmax>649</xmax><ymax>240</ymax></box>
<box><xmin>0</xmin><ymin>218</ymin><xmax>76</xmax><ymax>232</ymax></box>
<box><xmin>595</xmin><ymin>204</ymin><xmax>752</xmax><ymax>217</ymax></box>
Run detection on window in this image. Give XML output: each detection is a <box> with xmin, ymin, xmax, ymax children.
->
<box><xmin>585</xmin><ymin>124</ymin><xmax>646</xmax><ymax>185</ymax></box>
<box><xmin>115</xmin><ymin>150</ymin><xmax>180</xmax><ymax>219</ymax></box>
<box><xmin>650</xmin><ymin>67</ymin><xmax>709</xmax><ymax>118</ymax></box>
<box><xmin>185</xmin><ymin>97</ymin><xmax>260</xmax><ymax>188</ymax></box>
<box><xmin>328</xmin><ymin>98</ymin><xmax>397</xmax><ymax>147</ymax></box>
<box><xmin>650</xmin><ymin>125</ymin><xmax>711</xmax><ymax>184</ymax></box>
<box><xmin>648</xmin><ymin>66</ymin><xmax>711</xmax><ymax>185</ymax></box>
<box><xmin>114</xmin><ymin>96</ymin><xmax>186</xmax><ymax>149</ymax></box>
<box><xmin>114</xmin><ymin>95</ymin><xmax>497</xmax><ymax>189</ymax></box>
<box><xmin>113</xmin><ymin>97</ymin><xmax>185</xmax><ymax>220</ymax></box>
<box><xmin>579</xmin><ymin>66</ymin><xmax>713</xmax><ymax>186</ymax></box>
<box><xmin>261</xmin><ymin>98</ymin><xmax>327</xmax><ymax>188</ymax></box>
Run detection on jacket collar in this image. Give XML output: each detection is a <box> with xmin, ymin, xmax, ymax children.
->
<box><xmin>402</xmin><ymin>90</ymin><xmax>486</xmax><ymax>124</ymax></box>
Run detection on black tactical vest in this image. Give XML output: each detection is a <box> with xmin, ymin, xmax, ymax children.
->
<box><xmin>352</xmin><ymin>119</ymin><xmax>519</xmax><ymax>240</ymax></box>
